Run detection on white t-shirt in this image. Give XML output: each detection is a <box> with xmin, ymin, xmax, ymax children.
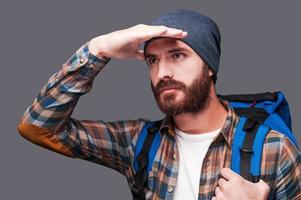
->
<box><xmin>172</xmin><ymin>127</ymin><xmax>221</xmax><ymax>200</ymax></box>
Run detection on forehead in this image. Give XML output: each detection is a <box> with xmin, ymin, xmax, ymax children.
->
<box><xmin>145</xmin><ymin>37</ymin><xmax>193</xmax><ymax>56</ymax></box>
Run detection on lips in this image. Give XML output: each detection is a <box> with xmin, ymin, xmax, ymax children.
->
<box><xmin>159</xmin><ymin>87</ymin><xmax>181</xmax><ymax>93</ymax></box>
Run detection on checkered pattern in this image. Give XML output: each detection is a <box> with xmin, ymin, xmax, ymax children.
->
<box><xmin>18</xmin><ymin>42</ymin><xmax>301</xmax><ymax>200</ymax></box>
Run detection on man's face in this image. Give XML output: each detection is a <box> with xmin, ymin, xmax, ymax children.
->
<box><xmin>144</xmin><ymin>37</ymin><xmax>213</xmax><ymax>116</ymax></box>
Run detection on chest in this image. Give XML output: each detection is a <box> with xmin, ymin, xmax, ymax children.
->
<box><xmin>145</xmin><ymin>134</ymin><xmax>231</xmax><ymax>200</ymax></box>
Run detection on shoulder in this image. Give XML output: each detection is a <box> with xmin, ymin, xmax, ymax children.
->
<box><xmin>264</xmin><ymin>130</ymin><xmax>301</xmax><ymax>199</ymax></box>
<box><xmin>263</xmin><ymin>130</ymin><xmax>300</xmax><ymax>163</ymax></box>
<box><xmin>261</xmin><ymin>130</ymin><xmax>300</xmax><ymax>179</ymax></box>
<box><xmin>264</xmin><ymin>130</ymin><xmax>299</xmax><ymax>155</ymax></box>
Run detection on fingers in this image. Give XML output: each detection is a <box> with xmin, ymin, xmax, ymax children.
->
<box><xmin>220</xmin><ymin>168</ymin><xmax>240</xmax><ymax>181</ymax></box>
<box><xmin>135</xmin><ymin>49</ymin><xmax>145</xmax><ymax>60</ymax></box>
<box><xmin>136</xmin><ymin>24</ymin><xmax>188</xmax><ymax>41</ymax></box>
<box><xmin>257</xmin><ymin>179</ymin><xmax>269</xmax><ymax>187</ymax></box>
<box><xmin>217</xmin><ymin>177</ymin><xmax>228</xmax><ymax>191</ymax></box>
<box><xmin>159</xmin><ymin>28</ymin><xmax>188</xmax><ymax>39</ymax></box>
<box><xmin>215</xmin><ymin>186</ymin><xmax>227</xmax><ymax>200</ymax></box>
<box><xmin>215</xmin><ymin>170</ymin><xmax>269</xmax><ymax>200</ymax></box>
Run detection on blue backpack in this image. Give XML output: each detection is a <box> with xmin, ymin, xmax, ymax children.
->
<box><xmin>131</xmin><ymin>91</ymin><xmax>299</xmax><ymax>200</ymax></box>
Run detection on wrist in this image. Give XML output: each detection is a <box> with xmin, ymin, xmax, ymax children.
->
<box><xmin>88</xmin><ymin>36</ymin><xmax>111</xmax><ymax>60</ymax></box>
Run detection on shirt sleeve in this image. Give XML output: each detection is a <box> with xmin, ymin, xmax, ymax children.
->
<box><xmin>275</xmin><ymin>137</ymin><xmax>301</xmax><ymax>200</ymax></box>
<box><xmin>17</xmin><ymin>42</ymin><xmax>147</xmax><ymax>175</ymax></box>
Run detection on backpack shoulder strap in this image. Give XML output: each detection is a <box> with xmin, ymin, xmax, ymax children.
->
<box><xmin>223</xmin><ymin>91</ymin><xmax>298</xmax><ymax>181</ymax></box>
<box><xmin>221</xmin><ymin>91</ymin><xmax>298</xmax><ymax>146</ymax></box>
<box><xmin>132</xmin><ymin>120</ymin><xmax>162</xmax><ymax>200</ymax></box>
<box><xmin>231</xmin><ymin>116</ymin><xmax>270</xmax><ymax>182</ymax></box>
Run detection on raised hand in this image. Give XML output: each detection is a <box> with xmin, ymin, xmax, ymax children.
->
<box><xmin>88</xmin><ymin>24</ymin><xmax>187</xmax><ymax>60</ymax></box>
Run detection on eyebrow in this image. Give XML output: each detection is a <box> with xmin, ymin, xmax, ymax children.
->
<box><xmin>145</xmin><ymin>47</ymin><xmax>189</xmax><ymax>59</ymax></box>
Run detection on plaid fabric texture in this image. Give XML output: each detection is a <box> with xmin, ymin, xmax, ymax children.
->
<box><xmin>18</xmin><ymin>42</ymin><xmax>301</xmax><ymax>200</ymax></box>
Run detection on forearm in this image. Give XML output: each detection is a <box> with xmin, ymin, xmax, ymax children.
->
<box><xmin>17</xmin><ymin>23</ymin><xmax>180</xmax><ymax>170</ymax></box>
<box><xmin>19</xmin><ymin>42</ymin><xmax>110</xmax><ymax>132</ymax></box>
<box><xmin>17</xmin><ymin>42</ymin><xmax>110</xmax><ymax>157</ymax></box>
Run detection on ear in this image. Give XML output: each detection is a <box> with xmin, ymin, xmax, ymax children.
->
<box><xmin>208</xmin><ymin>69</ymin><xmax>214</xmax><ymax>77</ymax></box>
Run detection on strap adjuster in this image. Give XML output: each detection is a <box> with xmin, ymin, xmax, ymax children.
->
<box><xmin>240</xmin><ymin>147</ymin><xmax>253</xmax><ymax>154</ymax></box>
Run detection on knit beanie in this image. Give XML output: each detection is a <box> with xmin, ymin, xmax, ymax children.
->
<box><xmin>144</xmin><ymin>9</ymin><xmax>221</xmax><ymax>76</ymax></box>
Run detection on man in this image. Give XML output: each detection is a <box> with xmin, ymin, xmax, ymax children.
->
<box><xmin>17</xmin><ymin>9</ymin><xmax>300</xmax><ymax>200</ymax></box>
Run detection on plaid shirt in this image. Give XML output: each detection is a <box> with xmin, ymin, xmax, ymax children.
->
<box><xmin>18</xmin><ymin>42</ymin><xmax>301</xmax><ymax>200</ymax></box>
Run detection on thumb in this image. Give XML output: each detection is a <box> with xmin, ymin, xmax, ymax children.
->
<box><xmin>256</xmin><ymin>179</ymin><xmax>270</xmax><ymax>190</ymax></box>
<box><xmin>135</xmin><ymin>50</ymin><xmax>145</xmax><ymax>61</ymax></box>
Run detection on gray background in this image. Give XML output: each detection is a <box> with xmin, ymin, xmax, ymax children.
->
<box><xmin>1</xmin><ymin>0</ymin><xmax>300</xmax><ymax>199</ymax></box>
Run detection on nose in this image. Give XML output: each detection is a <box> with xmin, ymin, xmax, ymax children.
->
<box><xmin>157</xmin><ymin>59</ymin><xmax>173</xmax><ymax>80</ymax></box>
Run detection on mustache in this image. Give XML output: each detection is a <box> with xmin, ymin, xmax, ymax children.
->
<box><xmin>154</xmin><ymin>79</ymin><xmax>186</xmax><ymax>94</ymax></box>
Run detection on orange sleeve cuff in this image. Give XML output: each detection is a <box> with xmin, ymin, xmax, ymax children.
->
<box><xmin>17</xmin><ymin>123</ymin><xmax>75</xmax><ymax>158</ymax></box>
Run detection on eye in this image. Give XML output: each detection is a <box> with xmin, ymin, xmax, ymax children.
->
<box><xmin>172</xmin><ymin>52</ymin><xmax>186</xmax><ymax>61</ymax></box>
<box><xmin>146</xmin><ymin>57</ymin><xmax>159</xmax><ymax>65</ymax></box>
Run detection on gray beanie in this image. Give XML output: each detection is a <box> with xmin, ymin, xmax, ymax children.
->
<box><xmin>144</xmin><ymin>9</ymin><xmax>221</xmax><ymax>76</ymax></box>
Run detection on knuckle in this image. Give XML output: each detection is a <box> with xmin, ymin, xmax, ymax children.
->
<box><xmin>135</xmin><ymin>24</ymin><xmax>145</xmax><ymax>29</ymax></box>
<box><xmin>217</xmin><ymin>178</ymin><xmax>223</xmax><ymax>187</ymax></box>
<box><xmin>261</xmin><ymin>182</ymin><xmax>270</xmax><ymax>193</ymax></box>
<box><xmin>233</xmin><ymin>176</ymin><xmax>242</xmax><ymax>183</ymax></box>
<box><xmin>214</xmin><ymin>187</ymin><xmax>223</xmax><ymax>200</ymax></box>
<box><xmin>158</xmin><ymin>25</ymin><xmax>167</xmax><ymax>28</ymax></box>
<box><xmin>223</xmin><ymin>183</ymin><xmax>230</xmax><ymax>191</ymax></box>
<box><xmin>215</xmin><ymin>186</ymin><xmax>220</xmax><ymax>194</ymax></box>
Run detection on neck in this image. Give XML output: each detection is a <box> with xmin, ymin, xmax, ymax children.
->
<box><xmin>173</xmin><ymin>90</ymin><xmax>228</xmax><ymax>134</ymax></box>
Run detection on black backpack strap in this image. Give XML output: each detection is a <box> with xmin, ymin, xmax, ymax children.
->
<box><xmin>131</xmin><ymin>120</ymin><xmax>162</xmax><ymax>200</ymax></box>
<box><xmin>219</xmin><ymin>92</ymin><xmax>277</xmax><ymax>102</ymax></box>
<box><xmin>233</xmin><ymin>108</ymin><xmax>269</xmax><ymax>123</ymax></box>
<box><xmin>233</xmin><ymin>107</ymin><xmax>270</xmax><ymax>183</ymax></box>
<box><xmin>240</xmin><ymin>118</ymin><xmax>260</xmax><ymax>182</ymax></box>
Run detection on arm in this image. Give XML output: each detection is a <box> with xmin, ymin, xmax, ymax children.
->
<box><xmin>17</xmin><ymin>24</ymin><xmax>187</xmax><ymax>174</ymax></box>
<box><xmin>17</xmin><ymin>43</ymin><xmax>137</xmax><ymax>174</ymax></box>
<box><xmin>275</xmin><ymin>137</ymin><xmax>301</xmax><ymax>200</ymax></box>
<box><xmin>17</xmin><ymin>42</ymin><xmax>110</xmax><ymax>157</ymax></box>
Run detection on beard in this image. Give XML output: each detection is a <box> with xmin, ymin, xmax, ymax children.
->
<box><xmin>151</xmin><ymin>66</ymin><xmax>211</xmax><ymax>116</ymax></box>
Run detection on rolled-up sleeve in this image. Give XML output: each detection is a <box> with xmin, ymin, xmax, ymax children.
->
<box><xmin>17</xmin><ymin>42</ymin><xmax>147</xmax><ymax>175</ymax></box>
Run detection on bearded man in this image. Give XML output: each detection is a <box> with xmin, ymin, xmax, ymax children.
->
<box><xmin>17</xmin><ymin>9</ymin><xmax>301</xmax><ymax>200</ymax></box>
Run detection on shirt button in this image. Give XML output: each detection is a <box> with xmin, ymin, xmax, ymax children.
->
<box><xmin>145</xmin><ymin>191</ymin><xmax>152</xmax><ymax>199</ymax></box>
<box><xmin>206</xmin><ymin>160</ymin><xmax>210</xmax><ymax>167</ymax></box>
<box><xmin>167</xmin><ymin>186</ymin><xmax>173</xmax><ymax>193</ymax></box>
<box><xmin>79</xmin><ymin>56</ymin><xmax>85</xmax><ymax>64</ymax></box>
<box><xmin>173</xmin><ymin>153</ymin><xmax>177</xmax><ymax>160</ymax></box>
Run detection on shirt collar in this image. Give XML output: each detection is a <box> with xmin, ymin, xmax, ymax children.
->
<box><xmin>158</xmin><ymin>99</ymin><xmax>239</xmax><ymax>146</ymax></box>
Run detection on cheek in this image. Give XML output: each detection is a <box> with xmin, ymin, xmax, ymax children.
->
<box><xmin>181</xmin><ymin>61</ymin><xmax>203</xmax><ymax>83</ymax></box>
<box><xmin>174</xmin><ymin>69</ymin><xmax>198</xmax><ymax>86</ymax></box>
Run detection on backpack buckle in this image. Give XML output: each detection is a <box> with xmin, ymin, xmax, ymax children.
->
<box><xmin>131</xmin><ymin>184</ymin><xmax>146</xmax><ymax>200</ymax></box>
<box><xmin>240</xmin><ymin>147</ymin><xmax>253</xmax><ymax>154</ymax></box>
